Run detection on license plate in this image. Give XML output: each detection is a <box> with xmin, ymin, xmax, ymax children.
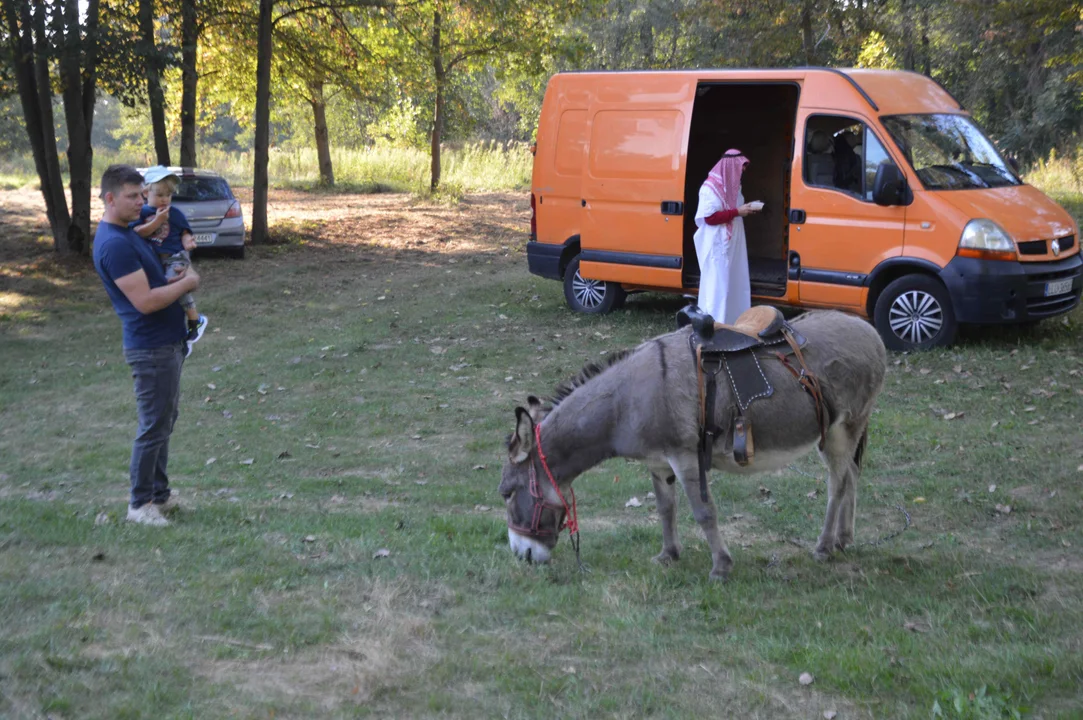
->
<box><xmin>1045</xmin><ymin>278</ymin><xmax>1072</xmax><ymax>296</ymax></box>
<box><xmin>193</xmin><ymin>233</ymin><xmax>216</xmax><ymax>245</ymax></box>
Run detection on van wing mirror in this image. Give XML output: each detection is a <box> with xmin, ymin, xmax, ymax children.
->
<box><xmin>872</xmin><ymin>162</ymin><xmax>908</xmax><ymax>207</ymax></box>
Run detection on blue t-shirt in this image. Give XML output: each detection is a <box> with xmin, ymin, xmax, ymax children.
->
<box><xmin>131</xmin><ymin>205</ymin><xmax>192</xmax><ymax>255</ymax></box>
<box><xmin>93</xmin><ymin>221</ymin><xmax>187</xmax><ymax>350</ymax></box>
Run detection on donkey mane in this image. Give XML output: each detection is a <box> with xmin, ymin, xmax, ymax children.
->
<box><xmin>548</xmin><ymin>346</ymin><xmax>636</xmax><ymax>408</ymax></box>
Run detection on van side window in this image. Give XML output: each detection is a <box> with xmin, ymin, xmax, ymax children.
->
<box><xmin>804</xmin><ymin>115</ymin><xmax>895</xmax><ymax>202</ymax></box>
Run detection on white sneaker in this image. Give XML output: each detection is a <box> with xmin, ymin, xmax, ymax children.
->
<box><xmin>127</xmin><ymin>503</ymin><xmax>170</xmax><ymax>527</ymax></box>
<box><xmin>155</xmin><ymin>493</ymin><xmax>180</xmax><ymax>514</ymax></box>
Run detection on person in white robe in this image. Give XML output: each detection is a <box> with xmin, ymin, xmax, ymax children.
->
<box><xmin>692</xmin><ymin>149</ymin><xmax>762</xmax><ymax>324</ymax></box>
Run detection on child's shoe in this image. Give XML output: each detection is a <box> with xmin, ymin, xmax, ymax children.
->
<box><xmin>185</xmin><ymin>315</ymin><xmax>208</xmax><ymax>357</ymax></box>
<box><xmin>187</xmin><ymin>314</ymin><xmax>208</xmax><ymax>344</ymax></box>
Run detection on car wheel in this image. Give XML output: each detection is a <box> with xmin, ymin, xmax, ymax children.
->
<box><xmin>873</xmin><ymin>274</ymin><xmax>957</xmax><ymax>351</ymax></box>
<box><xmin>563</xmin><ymin>257</ymin><xmax>625</xmax><ymax>314</ymax></box>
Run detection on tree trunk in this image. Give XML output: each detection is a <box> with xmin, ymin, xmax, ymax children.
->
<box><xmin>2</xmin><ymin>0</ymin><xmax>60</xmax><ymax>240</ymax></box>
<box><xmin>640</xmin><ymin>20</ymin><xmax>653</xmax><ymax>67</ymax></box>
<box><xmin>139</xmin><ymin>0</ymin><xmax>171</xmax><ymax>165</ymax></box>
<box><xmin>58</xmin><ymin>0</ymin><xmax>93</xmax><ymax>255</ymax></box>
<box><xmin>900</xmin><ymin>0</ymin><xmax>915</xmax><ymax>71</ymax></box>
<box><xmin>801</xmin><ymin>0</ymin><xmax>815</xmax><ymax>66</ymax></box>
<box><xmin>82</xmin><ymin>0</ymin><xmax>99</xmax><ymax>136</ymax></box>
<box><xmin>309</xmin><ymin>81</ymin><xmax>334</xmax><ymax>187</ymax></box>
<box><xmin>31</xmin><ymin>0</ymin><xmax>72</xmax><ymax>252</ymax></box>
<box><xmin>921</xmin><ymin>1</ymin><xmax>930</xmax><ymax>76</ymax></box>
<box><xmin>179</xmin><ymin>0</ymin><xmax>198</xmax><ymax>167</ymax></box>
<box><xmin>430</xmin><ymin>10</ymin><xmax>443</xmax><ymax>192</ymax></box>
<box><xmin>251</xmin><ymin>0</ymin><xmax>273</xmax><ymax>244</ymax></box>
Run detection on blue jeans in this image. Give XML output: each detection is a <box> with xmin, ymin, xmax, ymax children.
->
<box><xmin>124</xmin><ymin>343</ymin><xmax>186</xmax><ymax>508</ymax></box>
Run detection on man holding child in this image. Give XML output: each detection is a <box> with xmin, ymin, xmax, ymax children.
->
<box><xmin>92</xmin><ymin>164</ymin><xmax>201</xmax><ymax>527</ymax></box>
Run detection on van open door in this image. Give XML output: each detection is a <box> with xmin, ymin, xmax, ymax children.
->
<box><xmin>577</xmin><ymin>99</ymin><xmax>691</xmax><ymax>290</ymax></box>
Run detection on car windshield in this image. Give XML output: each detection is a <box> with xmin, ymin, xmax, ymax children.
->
<box><xmin>880</xmin><ymin>114</ymin><xmax>1021</xmax><ymax>191</ymax></box>
<box><xmin>174</xmin><ymin>177</ymin><xmax>233</xmax><ymax>202</ymax></box>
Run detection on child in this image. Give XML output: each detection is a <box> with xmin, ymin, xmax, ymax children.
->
<box><xmin>131</xmin><ymin>166</ymin><xmax>208</xmax><ymax>354</ymax></box>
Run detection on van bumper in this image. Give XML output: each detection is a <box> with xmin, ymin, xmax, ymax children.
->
<box><xmin>939</xmin><ymin>253</ymin><xmax>1083</xmax><ymax>324</ymax></box>
<box><xmin>526</xmin><ymin>240</ymin><xmax>563</xmax><ymax>280</ymax></box>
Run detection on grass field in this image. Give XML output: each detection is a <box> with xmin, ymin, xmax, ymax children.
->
<box><xmin>0</xmin><ymin>143</ymin><xmax>534</xmax><ymax>197</ymax></box>
<box><xmin>1</xmin><ymin>185</ymin><xmax>1082</xmax><ymax>719</ymax></box>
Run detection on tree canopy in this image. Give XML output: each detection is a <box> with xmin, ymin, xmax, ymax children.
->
<box><xmin>3</xmin><ymin>0</ymin><xmax>1081</xmax><ymax>249</ymax></box>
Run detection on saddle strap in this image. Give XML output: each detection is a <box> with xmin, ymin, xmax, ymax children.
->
<box><xmin>772</xmin><ymin>328</ymin><xmax>829</xmax><ymax>450</ymax></box>
<box><xmin>733</xmin><ymin>415</ymin><xmax>754</xmax><ymax>466</ymax></box>
<box><xmin>696</xmin><ymin>347</ymin><xmax>723</xmax><ymax>503</ymax></box>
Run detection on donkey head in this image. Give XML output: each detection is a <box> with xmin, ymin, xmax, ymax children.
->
<box><xmin>498</xmin><ymin>397</ymin><xmax>564</xmax><ymax>564</ymax></box>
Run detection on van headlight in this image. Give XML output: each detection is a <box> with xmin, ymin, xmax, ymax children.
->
<box><xmin>958</xmin><ymin>219</ymin><xmax>1017</xmax><ymax>261</ymax></box>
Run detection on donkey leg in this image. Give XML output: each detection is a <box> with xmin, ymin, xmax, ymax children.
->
<box><xmin>649</xmin><ymin>465</ymin><xmax>681</xmax><ymax>565</ymax></box>
<box><xmin>835</xmin><ymin>426</ymin><xmax>869</xmax><ymax>550</ymax></box>
<box><xmin>835</xmin><ymin>471</ymin><xmax>858</xmax><ymax>551</ymax></box>
<box><xmin>672</xmin><ymin>458</ymin><xmax>733</xmax><ymax>581</ymax></box>
<box><xmin>814</xmin><ymin>424</ymin><xmax>858</xmax><ymax>561</ymax></box>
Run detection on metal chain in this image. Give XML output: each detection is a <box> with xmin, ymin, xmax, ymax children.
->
<box><xmin>861</xmin><ymin>504</ymin><xmax>912</xmax><ymax>547</ymax></box>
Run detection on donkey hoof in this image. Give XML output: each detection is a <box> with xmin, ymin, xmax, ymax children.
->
<box><xmin>834</xmin><ymin>537</ymin><xmax>852</xmax><ymax>552</ymax></box>
<box><xmin>812</xmin><ymin>547</ymin><xmax>834</xmax><ymax>562</ymax></box>
<box><xmin>708</xmin><ymin>568</ymin><xmax>730</xmax><ymax>582</ymax></box>
<box><xmin>652</xmin><ymin>550</ymin><xmax>680</xmax><ymax>566</ymax></box>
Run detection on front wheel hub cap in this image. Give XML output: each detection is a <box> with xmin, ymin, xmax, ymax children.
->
<box><xmin>888</xmin><ymin>290</ymin><xmax>943</xmax><ymax>344</ymax></box>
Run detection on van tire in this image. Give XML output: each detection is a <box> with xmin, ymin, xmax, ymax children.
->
<box><xmin>563</xmin><ymin>257</ymin><xmax>626</xmax><ymax>314</ymax></box>
<box><xmin>873</xmin><ymin>274</ymin><xmax>957</xmax><ymax>351</ymax></box>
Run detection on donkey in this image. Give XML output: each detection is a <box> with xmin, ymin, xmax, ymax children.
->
<box><xmin>498</xmin><ymin>310</ymin><xmax>887</xmax><ymax>581</ymax></box>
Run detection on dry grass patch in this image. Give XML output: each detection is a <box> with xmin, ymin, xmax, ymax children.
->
<box><xmin>198</xmin><ymin>577</ymin><xmax>443</xmax><ymax>709</ymax></box>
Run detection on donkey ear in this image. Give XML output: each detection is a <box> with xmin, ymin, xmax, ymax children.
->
<box><xmin>509</xmin><ymin>406</ymin><xmax>535</xmax><ymax>463</ymax></box>
<box><xmin>526</xmin><ymin>395</ymin><xmax>545</xmax><ymax>423</ymax></box>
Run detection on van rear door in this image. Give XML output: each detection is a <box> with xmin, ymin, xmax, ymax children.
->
<box><xmin>578</xmin><ymin>92</ymin><xmax>690</xmax><ymax>289</ymax></box>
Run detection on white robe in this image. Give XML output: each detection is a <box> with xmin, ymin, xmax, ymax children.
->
<box><xmin>693</xmin><ymin>185</ymin><xmax>751</xmax><ymax>324</ymax></box>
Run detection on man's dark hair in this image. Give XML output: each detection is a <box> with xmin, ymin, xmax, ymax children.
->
<box><xmin>99</xmin><ymin>164</ymin><xmax>144</xmax><ymax>199</ymax></box>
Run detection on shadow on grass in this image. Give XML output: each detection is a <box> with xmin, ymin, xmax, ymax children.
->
<box><xmin>2</xmin><ymin>185</ymin><xmax>1080</xmax><ymax>355</ymax></box>
<box><xmin>0</xmin><ymin>188</ymin><xmax>531</xmax><ymax>329</ymax></box>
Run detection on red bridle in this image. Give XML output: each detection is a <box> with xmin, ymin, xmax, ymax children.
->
<box><xmin>507</xmin><ymin>424</ymin><xmax>578</xmax><ymax>538</ymax></box>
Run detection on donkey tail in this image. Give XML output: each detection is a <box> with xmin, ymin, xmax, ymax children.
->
<box><xmin>853</xmin><ymin>428</ymin><xmax>869</xmax><ymax>469</ymax></box>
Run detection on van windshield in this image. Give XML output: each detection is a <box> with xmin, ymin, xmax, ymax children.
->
<box><xmin>880</xmin><ymin>114</ymin><xmax>1021</xmax><ymax>191</ymax></box>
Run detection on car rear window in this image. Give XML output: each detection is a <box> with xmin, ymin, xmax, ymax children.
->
<box><xmin>174</xmin><ymin>177</ymin><xmax>233</xmax><ymax>202</ymax></box>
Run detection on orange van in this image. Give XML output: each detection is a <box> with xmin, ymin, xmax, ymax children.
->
<box><xmin>525</xmin><ymin>68</ymin><xmax>1081</xmax><ymax>351</ymax></box>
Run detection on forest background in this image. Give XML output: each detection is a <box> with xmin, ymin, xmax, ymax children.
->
<box><xmin>2</xmin><ymin>0</ymin><xmax>1081</xmax><ymax>251</ymax></box>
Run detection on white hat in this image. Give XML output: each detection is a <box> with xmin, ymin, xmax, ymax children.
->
<box><xmin>142</xmin><ymin>166</ymin><xmax>179</xmax><ymax>185</ymax></box>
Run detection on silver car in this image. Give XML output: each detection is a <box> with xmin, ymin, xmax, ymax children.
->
<box><xmin>146</xmin><ymin>168</ymin><xmax>246</xmax><ymax>259</ymax></box>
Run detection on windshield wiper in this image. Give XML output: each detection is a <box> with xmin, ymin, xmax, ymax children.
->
<box><xmin>965</xmin><ymin>162</ymin><xmax>1020</xmax><ymax>185</ymax></box>
<box><xmin>925</xmin><ymin>164</ymin><xmax>989</xmax><ymax>189</ymax></box>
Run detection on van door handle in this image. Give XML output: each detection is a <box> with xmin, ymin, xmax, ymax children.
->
<box><xmin>789</xmin><ymin>209</ymin><xmax>806</xmax><ymax>224</ymax></box>
<box><xmin>581</xmin><ymin>199</ymin><xmax>586</xmax><ymax>207</ymax></box>
<box><xmin>660</xmin><ymin>201</ymin><xmax>684</xmax><ymax>215</ymax></box>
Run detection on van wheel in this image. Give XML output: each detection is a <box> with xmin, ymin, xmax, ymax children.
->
<box><xmin>563</xmin><ymin>257</ymin><xmax>626</xmax><ymax>314</ymax></box>
<box><xmin>873</xmin><ymin>274</ymin><xmax>957</xmax><ymax>351</ymax></box>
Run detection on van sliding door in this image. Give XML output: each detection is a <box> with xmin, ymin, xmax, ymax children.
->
<box><xmin>578</xmin><ymin>107</ymin><xmax>689</xmax><ymax>289</ymax></box>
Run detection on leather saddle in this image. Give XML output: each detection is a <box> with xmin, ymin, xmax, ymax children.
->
<box><xmin>678</xmin><ymin>304</ymin><xmax>806</xmax><ymax>412</ymax></box>
<box><xmin>678</xmin><ymin>304</ymin><xmax>819</xmax><ymax>502</ymax></box>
